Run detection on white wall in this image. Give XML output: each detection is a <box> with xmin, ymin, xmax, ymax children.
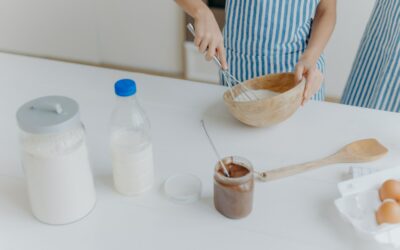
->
<box><xmin>0</xmin><ymin>0</ymin><xmax>184</xmax><ymax>75</ymax></box>
<box><xmin>324</xmin><ymin>0</ymin><xmax>375</xmax><ymax>98</ymax></box>
<box><xmin>0</xmin><ymin>0</ymin><xmax>99</xmax><ymax>63</ymax></box>
<box><xmin>94</xmin><ymin>0</ymin><xmax>184</xmax><ymax>74</ymax></box>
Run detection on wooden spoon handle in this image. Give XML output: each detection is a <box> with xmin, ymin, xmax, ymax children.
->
<box><xmin>257</xmin><ymin>158</ymin><xmax>334</xmax><ymax>182</ymax></box>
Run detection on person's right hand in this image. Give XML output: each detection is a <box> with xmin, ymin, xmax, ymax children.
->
<box><xmin>193</xmin><ymin>8</ymin><xmax>228</xmax><ymax>70</ymax></box>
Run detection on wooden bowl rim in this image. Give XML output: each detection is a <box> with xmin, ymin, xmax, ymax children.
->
<box><xmin>223</xmin><ymin>72</ymin><xmax>305</xmax><ymax>105</ymax></box>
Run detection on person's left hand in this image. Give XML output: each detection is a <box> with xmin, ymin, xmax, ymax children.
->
<box><xmin>294</xmin><ymin>58</ymin><xmax>324</xmax><ymax>105</ymax></box>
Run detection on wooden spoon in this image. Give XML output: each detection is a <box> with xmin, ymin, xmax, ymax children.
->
<box><xmin>258</xmin><ymin>138</ymin><xmax>388</xmax><ymax>181</ymax></box>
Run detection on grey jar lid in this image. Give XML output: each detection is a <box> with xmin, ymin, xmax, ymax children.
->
<box><xmin>16</xmin><ymin>96</ymin><xmax>81</xmax><ymax>134</ymax></box>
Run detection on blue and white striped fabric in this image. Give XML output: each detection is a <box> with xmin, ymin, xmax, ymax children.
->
<box><xmin>222</xmin><ymin>0</ymin><xmax>325</xmax><ymax>100</ymax></box>
<box><xmin>341</xmin><ymin>0</ymin><xmax>400</xmax><ymax>112</ymax></box>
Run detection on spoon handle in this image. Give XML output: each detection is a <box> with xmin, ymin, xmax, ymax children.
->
<box><xmin>257</xmin><ymin>157</ymin><xmax>336</xmax><ymax>182</ymax></box>
<box><xmin>200</xmin><ymin>120</ymin><xmax>230</xmax><ymax>177</ymax></box>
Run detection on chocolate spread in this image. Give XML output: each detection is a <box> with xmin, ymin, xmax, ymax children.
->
<box><xmin>214</xmin><ymin>159</ymin><xmax>254</xmax><ymax>219</ymax></box>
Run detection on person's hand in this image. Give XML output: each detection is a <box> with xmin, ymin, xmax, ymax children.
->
<box><xmin>193</xmin><ymin>8</ymin><xmax>227</xmax><ymax>69</ymax></box>
<box><xmin>294</xmin><ymin>57</ymin><xmax>324</xmax><ymax>105</ymax></box>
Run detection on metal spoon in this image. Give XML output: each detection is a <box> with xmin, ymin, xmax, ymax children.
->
<box><xmin>201</xmin><ymin>120</ymin><xmax>230</xmax><ymax>177</ymax></box>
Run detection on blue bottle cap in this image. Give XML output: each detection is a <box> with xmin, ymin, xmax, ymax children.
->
<box><xmin>114</xmin><ymin>79</ymin><xmax>136</xmax><ymax>97</ymax></box>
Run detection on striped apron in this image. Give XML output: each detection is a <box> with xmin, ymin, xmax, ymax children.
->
<box><xmin>222</xmin><ymin>0</ymin><xmax>326</xmax><ymax>100</ymax></box>
<box><xmin>341</xmin><ymin>0</ymin><xmax>400</xmax><ymax>112</ymax></box>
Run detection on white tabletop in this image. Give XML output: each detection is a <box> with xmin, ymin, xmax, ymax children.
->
<box><xmin>1</xmin><ymin>52</ymin><xmax>400</xmax><ymax>250</ymax></box>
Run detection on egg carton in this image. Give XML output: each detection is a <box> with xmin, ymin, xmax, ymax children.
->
<box><xmin>335</xmin><ymin>166</ymin><xmax>400</xmax><ymax>248</ymax></box>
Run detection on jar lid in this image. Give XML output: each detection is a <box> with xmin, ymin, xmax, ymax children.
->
<box><xmin>164</xmin><ymin>173</ymin><xmax>202</xmax><ymax>204</ymax></box>
<box><xmin>16</xmin><ymin>96</ymin><xmax>81</xmax><ymax>134</ymax></box>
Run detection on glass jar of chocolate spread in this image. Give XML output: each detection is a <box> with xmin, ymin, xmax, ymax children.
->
<box><xmin>214</xmin><ymin>156</ymin><xmax>254</xmax><ymax>219</ymax></box>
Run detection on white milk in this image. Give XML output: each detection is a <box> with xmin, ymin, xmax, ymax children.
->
<box><xmin>111</xmin><ymin>130</ymin><xmax>154</xmax><ymax>195</ymax></box>
<box><xmin>234</xmin><ymin>89</ymin><xmax>278</xmax><ymax>102</ymax></box>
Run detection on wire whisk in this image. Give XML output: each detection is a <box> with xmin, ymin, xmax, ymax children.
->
<box><xmin>187</xmin><ymin>23</ymin><xmax>259</xmax><ymax>102</ymax></box>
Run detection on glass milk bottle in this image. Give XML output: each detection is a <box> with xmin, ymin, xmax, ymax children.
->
<box><xmin>110</xmin><ymin>79</ymin><xmax>154</xmax><ymax>195</ymax></box>
<box><xmin>16</xmin><ymin>96</ymin><xmax>96</xmax><ymax>224</ymax></box>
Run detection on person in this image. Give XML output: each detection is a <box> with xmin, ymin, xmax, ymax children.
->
<box><xmin>176</xmin><ymin>0</ymin><xmax>336</xmax><ymax>105</ymax></box>
<box><xmin>341</xmin><ymin>0</ymin><xmax>400</xmax><ymax>112</ymax></box>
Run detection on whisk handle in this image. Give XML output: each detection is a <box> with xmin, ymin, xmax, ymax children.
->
<box><xmin>186</xmin><ymin>23</ymin><xmax>223</xmax><ymax>69</ymax></box>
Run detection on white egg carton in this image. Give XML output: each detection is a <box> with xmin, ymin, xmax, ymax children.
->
<box><xmin>335</xmin><ymin>166</ymin><xmax>400</xmax><ymax>248</ymax></box>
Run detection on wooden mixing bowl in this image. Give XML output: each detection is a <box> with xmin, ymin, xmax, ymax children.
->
<box><xmin>223</xmin><ymin>73</ymin><xmax>305</xmax><ymax>127</ymax></box>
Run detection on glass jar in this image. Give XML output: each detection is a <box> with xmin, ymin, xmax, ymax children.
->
<box><xmin>16</xmin><ymin>96</ymin><xmax>96</xmax><ymax>224</ymax></box>
<box><xmin>214</xmin><ymin>156</ymin><xmax>254</xmax><ymax>219</ymax></box>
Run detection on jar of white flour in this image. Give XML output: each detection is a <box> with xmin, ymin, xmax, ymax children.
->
<box><xmin>16</xmin><ymin>96</ymin><xmax>96</xmax><ymax>225</ymax></box>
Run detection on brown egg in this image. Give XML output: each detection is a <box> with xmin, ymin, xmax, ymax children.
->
<box><xmin>379</xmin><ymin>179</ymin><xmax>400</xmax><ymax>201</ymax></box>
<box><xmin>376</xmin><ymin>200</ymin><xmax>400</xmax><ymax>225</ymax></box>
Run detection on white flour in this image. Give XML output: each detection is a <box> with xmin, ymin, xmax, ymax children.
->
<box><xmin>21</xmin><ymin>128</ymin><xmax>96</xmax><ymax>224</ymax></box>
<box><xmin>111</xmin><ymin>130</ymin><xmax>154</xmax><ymax>195</ymax></box>
<box><xmin>234</xmin><ymin>89</ymin><xmax>278</xmax><ymax>102</ymax></box>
